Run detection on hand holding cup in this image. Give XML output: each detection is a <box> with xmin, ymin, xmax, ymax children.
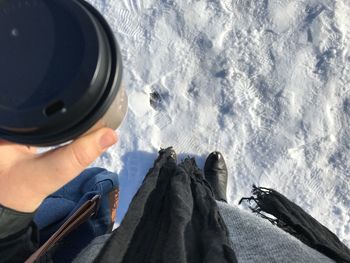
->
<box><xmin>0</xmin><ymin>128</ymin><xmax>117</xmax><ymax>213</ymax></box>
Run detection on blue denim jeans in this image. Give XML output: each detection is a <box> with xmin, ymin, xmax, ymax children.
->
<box><xmin>34</xmin><ymin>168</ymin><xmax>119</xmax><ymax>262</ymax></box>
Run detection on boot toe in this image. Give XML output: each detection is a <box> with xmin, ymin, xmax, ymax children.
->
<box><xmin>204</xmin><ymin>151</ymin><xmax>228</xmax><ymax>202</ymax></box>
<box><xmin>205</xmin><ymin>151</ymin><xmax>226</xmax><ymax>171</ymax></box>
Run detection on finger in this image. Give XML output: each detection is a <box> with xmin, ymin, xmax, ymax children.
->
<box><xmin>0</xmin><ymin>139</ymin><xmax>22</xmax><ymax>149</ymax></box>
<box><xmin>0</xmin><ymin>141</ymin><xmax>34</xmax><ymax>169</ymax></box>
<box><xmin>30</xmin><ymin>128</ymin><xmax>118</xmax><ymax>195</ymax></box>
<box><xmin>26</xmin><ymin>146</ymin><xmax>38</xmax><ymax>154</ymax></box>
<box><xmin>0</xmin><ymin>140</ymin><xmax>37</xmax><ymax>153</ymax></box>
<box><xmin>0</xmin><ymin>140</ymin><xmax>13</xmax><ymax>146</ymax></box>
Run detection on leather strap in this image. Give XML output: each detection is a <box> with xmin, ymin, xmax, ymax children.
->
<box><xmin>25</xmin><ymin>195</ymin><xmax>101</xmax><ymax>263</ymax></box>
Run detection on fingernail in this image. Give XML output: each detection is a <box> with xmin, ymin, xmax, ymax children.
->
<box><xmin>100</xmin><ymin>131</ymin><xmax>117</xmax><ymax>149</ymax></box>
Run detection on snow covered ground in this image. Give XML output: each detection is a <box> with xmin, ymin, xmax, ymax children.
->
<box><xmin>87</xmin><ymin>0</ymin><xmax>350</xmax><ymax>245</ymax></box>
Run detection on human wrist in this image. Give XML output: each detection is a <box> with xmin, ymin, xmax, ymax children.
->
<box><xmin>0</xmin><ymin>184</ymin><xmax>43</xmax><ymax>213</ymax></box>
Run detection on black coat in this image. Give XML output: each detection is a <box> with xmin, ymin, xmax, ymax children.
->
<box><xmin>95</xmin><ymin>148</ymin><xmax>237</xmax><ymax>263</ymax></box>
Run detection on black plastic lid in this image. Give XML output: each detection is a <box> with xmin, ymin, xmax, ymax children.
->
<box><xmin>0</xmin><ymin>0</ymin><xmax>122</xmax><ymax>145</ymax></box>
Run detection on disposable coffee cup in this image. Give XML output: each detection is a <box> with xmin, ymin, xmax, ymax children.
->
<box><xmin>0</xmin><ymin>0</ymin><xmax>128</xmax><ymax>146</ymax></box>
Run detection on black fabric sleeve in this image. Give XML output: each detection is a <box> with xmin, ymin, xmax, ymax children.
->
<box><xmin>0</xmin><ymin>204</ymin><xmax>35</xmax><ymax>239</ymax></box>
<box><xmin>0</xmin><ymin>205</ymin><xmax>39</xmax><ymax>263</ymax></box>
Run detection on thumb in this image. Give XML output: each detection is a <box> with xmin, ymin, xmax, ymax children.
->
<box><xmin>32</xmin><ymin>128</ymin><xmax>118</xmax><ymax>194</ymax></box>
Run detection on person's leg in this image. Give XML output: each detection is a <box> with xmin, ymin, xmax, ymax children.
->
<box><xmin>203</xmin><ymin>152</ymin><xmax>335</xmax><ymax>262</ymax></box>
<box><xmin>74</xmin><ymin>148</ymin><xmax>178</xmax><ymax>263</ymax></box>
<box><xmin>216</xmin><ymin>201</ymin><xmax>333</xmax><ymax>263</ymax></box>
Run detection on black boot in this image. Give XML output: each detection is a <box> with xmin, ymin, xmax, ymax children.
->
<box><xmin>204</xmin><ymin>151</ymin><xmax>228</xmax><ymax>202</ymax></box>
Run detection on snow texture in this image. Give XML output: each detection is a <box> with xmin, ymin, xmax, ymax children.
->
<box><xmin>87</xmin><ymin>0</ymin><xmax>350</xmax><ymax>245</ymax></box>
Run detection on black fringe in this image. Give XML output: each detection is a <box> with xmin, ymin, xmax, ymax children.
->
<box><xmin>240</xmin><ymin>185</ymin><xmax>350</xmax><ymax>263</ymax></box>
